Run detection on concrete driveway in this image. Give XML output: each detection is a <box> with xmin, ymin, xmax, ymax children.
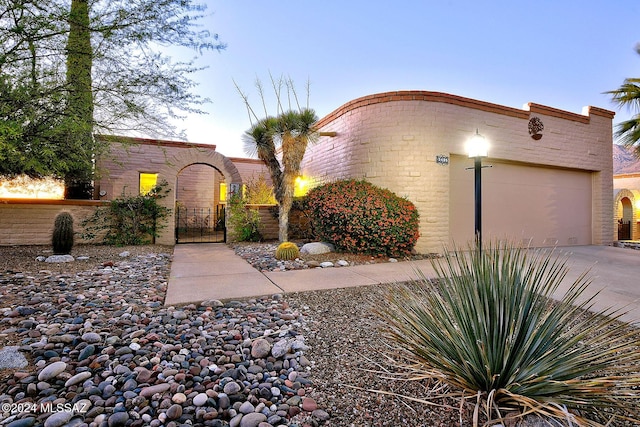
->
<box><xmin>165</xmin><ymin>244</ymin><xmax>640</xmax><ymax>326</ymax></box>
<box><xmin>555</xmin><ymin>245</ymin><xmax>640</xmax><ymax>325</ymax></box>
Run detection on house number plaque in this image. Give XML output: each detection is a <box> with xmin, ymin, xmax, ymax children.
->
<box><xmin>436</xmin><ymin>155</ymin><xmax>449</xmax><ymax>165</ymax></box>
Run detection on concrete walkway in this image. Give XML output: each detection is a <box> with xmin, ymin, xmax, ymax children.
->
<box><xmin>165</xmin><ymin>244</ymin><xmax>640</xmax><ymax>325</ymax></box>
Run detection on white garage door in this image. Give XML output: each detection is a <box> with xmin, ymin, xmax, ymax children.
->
<box><xmin>449</xmin><ymin>156</ymin><xmax>592</xmax><ymax>247</ymax></box>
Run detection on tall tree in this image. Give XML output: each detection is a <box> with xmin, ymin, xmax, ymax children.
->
<box><xmin>0</xmin><ymin>0</ymin><xmax>225</xmax><ymax>196</ymax></box>
<box><xmin>607</xmin><ymin>45</ymin><xmax>640</xmax><ymax>155</ymax></box>
<box><xmin>240</xmin><ymin>77</ymin><xmax>318</xmax><ymax>242</ymax></box>
<box><xmin>62</xmin><ymin>0</ymin><xmax>94</xmax><ymax>198</ymax></box>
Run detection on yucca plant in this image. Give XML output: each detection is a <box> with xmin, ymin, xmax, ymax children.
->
<box><xmin>275</xmin><ymin>241</ymin><xmax>300</xmax><ymax>260</ymax></box>
<box><xmin>377</xmin><ymin>241</ymin><xmax>640</xmax><ymax>426</ymax></box>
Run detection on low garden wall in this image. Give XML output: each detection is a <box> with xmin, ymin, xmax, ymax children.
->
<box><xmin>248</xmin><ymin>204</ymin><xmax>279</xmax><ymax>241</ymax></box>
<box><xmin>0</xmin><ymin>199</ymin><xmax>107</xmax><ymax>246</ymax></box>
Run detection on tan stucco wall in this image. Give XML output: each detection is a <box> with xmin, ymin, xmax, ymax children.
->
<box><xmin>0</xmin><ymin>199</ymin><xmax>105</xmax><ymax>246</ymax></box>
<box><xmin>302</xmin><ymin>91</ymin><xmax>614</xmax><ymax>253</ymax></box>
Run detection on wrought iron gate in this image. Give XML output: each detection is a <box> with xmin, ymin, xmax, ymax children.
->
<box><xmin>618</xmin><ymin>220</ymin><xmax>631</xmax><ymax>241</ymax></box>
<box><xmin>175</xmin><ymin>205</ymin><xmax>226</xmax><ymax>243</ymax></box>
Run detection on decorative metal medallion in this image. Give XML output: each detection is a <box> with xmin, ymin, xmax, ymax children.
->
<box><xmin>528</xmin><ymin>117</ymin><xmax>544</xmax><ymax>140</ymax></box>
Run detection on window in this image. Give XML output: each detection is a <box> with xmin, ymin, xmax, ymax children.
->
<box><xmin>139</xmin><ymin>173</ymin><xmax>158</xmax><ymax>195</ymax></box>
<box><xmin>219</xmin><ymin>182</ymin><xmax>227</xmax><ymax>202</ymax></box>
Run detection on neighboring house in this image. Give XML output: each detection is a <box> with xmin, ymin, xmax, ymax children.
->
<box><xmin>302</xmin><ymin>91</ymin><xmax>614</xmax><ymax>254</ymax></box>
<box><xmin>613</xmin><ymin>144</ymin><xmax>640</xmax><ymax>241</ymax></box>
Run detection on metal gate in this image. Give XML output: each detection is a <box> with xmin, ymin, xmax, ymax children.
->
<box><xmin>175</xmin><ymin>205</ymin><xmax>226</xmax><ymax>243</ymax></box>
<box><xmin>618</xmin><ymin>220</ymin><xmax>631</xmax><ymax>241</ymax></box>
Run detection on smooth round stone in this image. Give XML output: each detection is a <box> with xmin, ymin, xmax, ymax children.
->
<box><xmin>107</xmin><ymin>411</ymin><xmax>129</xmax><ymax>427</ymax></box>
<box><xmin>250</xmin><ymin>339</ymin><xmax>271</xmax><ymax>358</ymax></box>
<box><xmin>172</xmin><ymin>311</ymin><xmax>187</xmax><ymax>320</ymax></box>
<box><xmin>129</xmin><ymin>342</ymin><xmax>141</xmax><ymax>351</ymax></box>
<box><xmin>238</xmin><ymin>401</ymin><xmax>254</xmax><ymax>414</ymax></box>
<box><xmin>166</xmin><ymin>404</ymin><xmax>182</xmax><ymax>420</ymax></box>
<box><xmin>223</xmin><ymin>381</ymin><xmax>241</xmax><ymax>394</ymax></box>
<box><xmin>238</xmin><ymin>412</ymin><xmax>267</xmax><ymax>427</ymax></box>
<box><xmin>171</xmin><ymin>392</ymin><xmax>187</xmax><ymax>404</ymax></box>
<box><xmin>102</xmin><ymin>384</ymin><xmax>116</xmax><ymax>398</ymax></box>
<box><xmin>312</xmin><ymin>409</ymin><xmax>330</xmax><ymax>421</ymax></box>
<box><xmin>139</xmin><ymin>383</ymin><xmax>171</xmax><ymax>398</ymax></box>
<box><xmin>217</xmin><ymin>393</ymin><xmax>230</xmax><ymax>409</ymax></box>
<box><xmin>301</xmin><ymin>397</ymin><xmax>317</xmax><ymax>412</ymax></box>
<box><xmin>64</xmin><ymin>371</ymin><xmax>92</xmax><ymax>387</ymax></box>
<box><xmin>78</xmin><ymin>345</ymin><xmax>96</xmax><ymax>361</ymax></box>
<box><xmin>136</xmin><ymin>368</ymin><xmax>153</xmax><ymax>383</ymax></box>
<box><xmin>38</xmin><ymin>361</ymin><xmax>67</xmax><ymax>381</ymax></box>
<box><xmin>122</xmin><ymin>378</ymin><xmax>138</xmax><ymax>391</ymax></box>
<box><xmin>192</xmin><ymin>392</ymin><xmax>208</xmax><ymax>406</ymax></box>
<box><xmin>81</xmin><ymin>332</ymin><xmax>101</xmax><ymax>343</ymax></box>
<box><xmin>43</xmin><ymin>411</ymin><xmax>73</xmax><ymax>427</ymax></box>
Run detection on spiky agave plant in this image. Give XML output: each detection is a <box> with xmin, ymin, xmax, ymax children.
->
<box><xmin>377</xmin><ymin>241</ymin><xmax>640</xmax><ymax>426</ymax></box>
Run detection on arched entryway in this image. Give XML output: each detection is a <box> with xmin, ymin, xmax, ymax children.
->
<box><xmin>619</xmin><ymin>197</ymin><xmax>632</xmax><ymax>240</ymax></box>
<box><xmin>614</xmin><ymin>188</ymin><xmax>640</xmax><ymax>241</ymax></box>
<box><xmin>155</xmin><ymin>150</ymin><xmax>243</xmax><ymax>246</ymax></box>
<box><xmin>175</xmin><ymin>163</ymin><xmax>227</xmax><ymax>243</ymax></box>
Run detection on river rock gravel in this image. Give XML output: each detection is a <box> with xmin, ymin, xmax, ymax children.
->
<box><xmin>0</xmin><ymin>245</ymin><xmax>325</xmax><ymax>427</ymax></box>
<box><xmin>3</xmin><ymin>244</ymin><xmax>628</xmax><ymax>427</ymax></box>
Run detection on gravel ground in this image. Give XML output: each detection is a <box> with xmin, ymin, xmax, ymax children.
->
<box><xmin>0</xmin><ymin>244</ymin><xmax>477</xmax><ymax>427</ymax></box>
<box><xmin>0</xmin><ymin>243</ymin><xmax>637</xmax><ymax>427</ymax></box>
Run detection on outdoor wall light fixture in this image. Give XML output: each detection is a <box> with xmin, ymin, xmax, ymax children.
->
<box><xmin>466</xmin><ymin>129</ymin><xmax>489</xmax><ymax>249</ymax></box>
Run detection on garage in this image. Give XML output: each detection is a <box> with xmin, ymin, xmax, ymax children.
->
<box><xmin>449</xmin><ymin>155</ymin><xmax>593</xmax><ymax>247</ymax></box>
<box><xmin>303</xmin><ymin>91</ymin><xmax>613</xmax><ymax>253</ymax></box>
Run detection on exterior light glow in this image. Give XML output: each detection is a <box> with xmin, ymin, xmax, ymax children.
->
<box><xmin>467</xmin><ymin>129</ymin><xmax>489</xmax><ymax>250</ymax></box>
<box><xmin>294</xmin><ymin>176</ymin><xmax>310</xmax><ymax>197</ymax></box>
<box><xmin>466</xmin><ymin>129</ymin><xmax>489</xmax><ymax>158</ymax></box>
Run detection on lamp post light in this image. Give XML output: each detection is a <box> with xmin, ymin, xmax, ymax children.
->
<box><xmin>466</xmin><ymin>129</ymin><xmax>489</xmax><ymax>249</ymax></box>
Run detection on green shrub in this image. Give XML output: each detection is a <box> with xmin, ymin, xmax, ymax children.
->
<box><xmin>52</xmin><ymin>211</ymin><xmax>74</xmax><ymax>254</ymax></box>
<box><xmin>377</xmin><ymin>242</ymin><xmax>640</xmax><ymax>426</ymax></box>
<box><xmin>244</xmin><ymin>173</ymin><xmax>277</xmax><ymax>205</ymax></box>
<box><xmin>227</xmin><ymin>193</ymin><xmax>262</xmax><ymax>242</ymax></box>
<box><xmin>275</xmin><ymin>241</ymin><xmax>300</xmax><ymax>260</ymax></box>
<box><xmin>81</xmin><ymin>181</ymin><xmax>170</xmax><ymax>245</ymax></box>
<box><xmin>305</xmin><ymin>179</ymin><xmax>419</xmax><ymax>256</ymax></box>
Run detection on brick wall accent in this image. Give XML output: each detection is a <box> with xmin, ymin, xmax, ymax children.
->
<box><xmin>303</xmin><ymin>91</ymin><xmax>614</xmax><ymax>253</ymax></box>
<box><xmin>0</xmin><ymin>199</ymin><xmax>106</xmax><ymax>246</ymax></box>
<box><xmin>247</xmin><ymin>205</ymin><xmax>279</xmax><ymax>240</ymax></box>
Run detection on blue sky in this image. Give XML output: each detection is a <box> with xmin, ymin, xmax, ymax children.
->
<box><xmin>173</xmin><ymin>1</ymin><xmax>640</xmax><ymax>158</ymax></box>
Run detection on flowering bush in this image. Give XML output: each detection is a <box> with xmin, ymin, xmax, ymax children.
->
<box><xmin>305</xmin><ymin>179</ymin><xmax>419</xmax><ymax>256</ymax></box>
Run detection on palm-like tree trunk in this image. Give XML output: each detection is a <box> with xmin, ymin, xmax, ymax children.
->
<box><xmin>278</xmin><ymin>131</ymin><xmax>309</xmax><ymax>241</ymax></box>
<box><xmin>243</xmin><ymin>108</ymin><xmax>317</xmax><ymax>242</ymax></box>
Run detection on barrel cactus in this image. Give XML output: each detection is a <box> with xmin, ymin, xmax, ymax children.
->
<box><xmin>275</xmin><ymin>242</ymin><xmax>300</xmax><ymax>260</ymax></box>
<box><xmin>52</xmin><ymin>211</ymin><xmax>75</xmax><ymax>254</ymax></box>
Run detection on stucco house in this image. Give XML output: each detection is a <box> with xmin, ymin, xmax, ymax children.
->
<box><xmin>0</xmin><ymin>91</ymin><xmax>616</xmax><ymax>249</ymax></box>
<box><xmin>302</xmin><ymin>91</ymin><xmax>615</xmax><ymax>254</ymax></box>
<box><xmin>90</xmin><ymin>91</ymin><xmax>615</xmax><ymax>252</ymax></box>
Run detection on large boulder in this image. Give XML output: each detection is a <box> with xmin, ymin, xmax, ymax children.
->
<box><xmin>300</xmin><ymin>242</ymin><xmax>335</xmax><ymax>255</ymax></box>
